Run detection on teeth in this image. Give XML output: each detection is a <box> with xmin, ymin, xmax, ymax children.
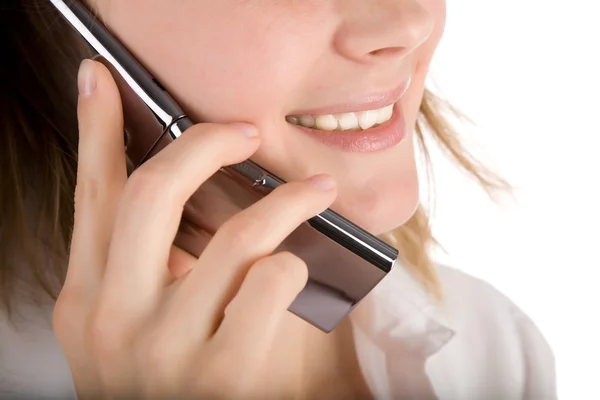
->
<box><xmin>315</xmin><ymin>114</ymin><xmax>338</xmax><ymax>131</ymax></box>
<box><xmin>287</xmin><ymin>103</ymin><xmax>395</xmax><ymax>131</ymax></box>
<box><xmin>338</xmin><ymin>113</ymin><xmax>359</xmax><ymax>130</ymax></box>
<box><xmin>299</xmin><ymin>115</ymin><xmax>315</xmax><ymax>128</ymax></box>
<box><xmin>377</xmin><ymin>105</ymin><xmax>394</xmax><ymax>124</ymax></box>
<box><xmin>357</xmin><ymin>110</ymin><xmax>378</xmax><ymax>130</ymax></box>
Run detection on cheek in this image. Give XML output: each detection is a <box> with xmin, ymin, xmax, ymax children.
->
<box><xmin>404</xmin><ymin>0</ymin><xmax>447</xmax><ymax>126</ymax></box>
<box><xmin>159</xmin><ymin>33</ymin><xmax>289</xmax><ymax>123</ymax></box>
<box><xmin>417</xmin><ymin>0</ymin><xmax>447</xmax><ymax>68</ymax></box>
<box><xmin>105</xmin><ymin>8</ymin><xmax>299</xmax><ymax>125</ymax></box>
<box><xmin>140</xmin><ymin>18</ymin><xmax>322</xmax><ymax>128</ymax></box>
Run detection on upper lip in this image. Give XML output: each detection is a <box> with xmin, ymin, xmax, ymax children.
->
<box><xmin>288</xmin><ymin>78</ymin><xmax>412</xmax><ymax>116</ymax></box>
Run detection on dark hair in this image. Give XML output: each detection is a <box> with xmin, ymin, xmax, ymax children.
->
<box><xmin>0</xmin><ymin>0</ymin><xmax>92</xmax><ymax>313</ymax></box>
<box><xmin>0</xmin><ymin>0</ymin><xmax>508</xmax><ymax>313</ymax></box>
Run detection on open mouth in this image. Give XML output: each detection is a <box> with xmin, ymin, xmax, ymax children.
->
<box><xmin>284</xmin><ymin>77</ymin><xmax>411</xmax><ymax>133</ymax></box>
<box><xmin>283</xmin><ymin>79</ymin><xmax>412</xmax><ymax>152</ymax></box>
<box><xmin>285</xmin><ymin>103</ymin><xmax>395</xmax><ymax>132</ymax></box>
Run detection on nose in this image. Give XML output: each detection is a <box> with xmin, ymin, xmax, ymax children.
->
<box><xmin>334</xmin><ymin>0</ymin><xmax>435</xmax><ymax>64</ymax></box>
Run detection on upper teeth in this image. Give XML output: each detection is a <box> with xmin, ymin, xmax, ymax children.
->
<box><xmin>286</xmin><ymin>104</ymin><xmax>394</xmax><ymax>131</ymax></box>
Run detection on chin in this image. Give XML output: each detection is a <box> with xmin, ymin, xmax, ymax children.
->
<box><xmin>331</xmin><ymin>169</ymin><xmax>420</xmax><ymax>236</ymax></box>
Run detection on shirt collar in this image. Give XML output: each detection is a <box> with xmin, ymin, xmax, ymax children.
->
<box><xmin>349</xmin><ymin>261</ymin><xmax>455</xmax><ymax>358</ymax></box>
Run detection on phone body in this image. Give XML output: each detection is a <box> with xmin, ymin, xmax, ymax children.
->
<box><xmin>50</xmin><ymin>0</ymin><xmax>399</xmax><ymax>332</ymax></box>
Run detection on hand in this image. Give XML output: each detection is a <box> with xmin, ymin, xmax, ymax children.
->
<box><xmin>52</xmin><ymin>59</ymin><xmax>338</xmax><ymax>399</ymax></box>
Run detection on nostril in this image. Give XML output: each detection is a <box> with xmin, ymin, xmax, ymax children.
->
<box><xmin>369</xmin><ymin>47</ymin><xmax>404</xmax><ymax>59</ymax></box>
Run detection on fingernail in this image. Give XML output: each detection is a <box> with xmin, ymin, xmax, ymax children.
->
<box><xmin>232</xmin><ymin>123</ymin><xmax>259</xmax><ymax>138</ymax></box>
<box><xmin>78</xmin><ymin>59</ymin><xmax>97</xmax><ymax>98</ymax></box>
<box><xmin>307</xmin><ymin>174</ymin><xmax>336</xmax><ymax>191</ymax></box>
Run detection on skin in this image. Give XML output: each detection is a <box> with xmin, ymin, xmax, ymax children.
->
<box><xmin>95</xmin><ymin>0</ymin><xmax>447</xmax><ymax>234</ymax></box>
<box><xmin>53</xmin><ymin>0</ymin><xmax>446</xmax><ymax>398</ymax></box>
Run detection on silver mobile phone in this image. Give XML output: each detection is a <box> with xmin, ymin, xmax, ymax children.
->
<box><xmin>50</xmin><ymin>0</ymin><xmax>399</xmax><ymax>332</ymax></box>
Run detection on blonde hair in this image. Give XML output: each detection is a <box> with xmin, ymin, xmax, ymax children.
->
<box><xmin>388</xmin><ymin>90</ymin><xmax>509</xmax><ymax>299</ymax></box>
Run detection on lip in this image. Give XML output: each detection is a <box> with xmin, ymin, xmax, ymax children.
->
<box><xmin>290</xmin><ymin>102</ymin><xmax>407</xmax><ymax>153</ymax></box>
<box><xmin>288</xmin><ymin>78</ymin><xmax>412</xmax><ymax>116</ymax></box>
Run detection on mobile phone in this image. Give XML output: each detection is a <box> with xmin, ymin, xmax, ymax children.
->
<box><xmin>50</xmin><ymin>0</ymin><xmax>399</xmax><ymax>332</ymax></box>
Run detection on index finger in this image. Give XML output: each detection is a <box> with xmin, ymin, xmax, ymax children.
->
<box><xmin>100</xmin><ymin>122</ymin><xmax>260</xmax><ymax>320</ymax></box>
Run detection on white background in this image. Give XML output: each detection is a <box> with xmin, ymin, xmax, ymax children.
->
<box><xmin>426</xmin><ymin>1</ymin><xmax>600</xmax><ymax>398</ymax></box>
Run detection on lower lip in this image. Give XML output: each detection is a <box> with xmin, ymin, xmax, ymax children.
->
<box><xmin>289</xmin><ymin>103</ymin><xmax>406</xmax><ymax>153</ymax></box>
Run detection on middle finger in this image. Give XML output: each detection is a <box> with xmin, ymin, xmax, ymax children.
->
<box><xmin>99</xmin><ymin>122</ymin><xmax>259</xmax><ymax>320</ymax></box>
<box><xmin>167</xmin><ymin>174</ymin><xmax>337</xmax><ymax>340</ymax></box>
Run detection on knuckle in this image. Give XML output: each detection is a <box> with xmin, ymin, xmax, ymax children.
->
<box><xmin>142</xmin><ymin>325</ymin><xmax>176</xmax><ymax>363</ymax></box>
<box><xmin>125</xmin><ymin>167</ymin><xmax>173</xmax><ymax>207</ymax></box>
<box><xmin>252</xmin><ymin>252</ymin><xmax>308</xmax><ymax>297</ymax></box>
<box><xmin>87</xmin><ymin>309</ymin><xmax>128</xmax><ymax>362</ymax></box>
<box><xmin>74</xmin><ymin>179</ymin><xmax>122</xmax><ymax>212</ymax></box>
<box><xmin>218</xmin><ymin>213</ymin><xmax>263</xmax><ymax>250</ymax></box>
<box><xmin>257</xmin><ymin>265</ymin><xmax>291</xmax><ymax>296</ymax></box>
<box><xmin>276</xmin><ymin>251</ymin><xmax>309</xmax><ymax>280</ymax></box>
<box><xmin>74</xmin><ymin>179</ymin><xmax>100</xmax><ymax>205</ymax></box>
<box><xmin>138</xmin><ymin>329</ymin><xmax>173</xmax><ymax>374</ymax></box>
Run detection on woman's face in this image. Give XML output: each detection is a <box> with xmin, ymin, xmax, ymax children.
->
<box><xmin>94</xmin><ymin>0</ymin><xmax>446</xmax><ymax>235</ymax></box>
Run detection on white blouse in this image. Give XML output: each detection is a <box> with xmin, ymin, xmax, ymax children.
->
<box><xmin>0</xmin><ymin>263</ymin><xmax>556</xmax><ymax>399</ymax></box>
